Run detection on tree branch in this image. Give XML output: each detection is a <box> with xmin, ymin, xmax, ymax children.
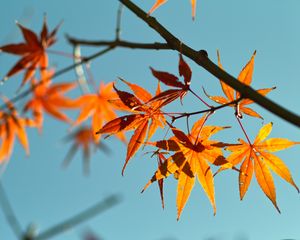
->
<box><xmin>172</xmin><ymin>98</ymin><xmax>242</xmax><ymax>121</ymax></box>
<box><xmin>67</xmin><ymin>36</ymin><xmax>171</xmax><ymax>50</ymax></box>
<box><xmin>0</xmin><ymin>182</ymin><xmax>23</xmax><ymax>239</ymax></box>
<box><xmin>34</xmin><ymin>194</ymin><xmax>122</xmax><ymax>240</ymax></box>
<box><xmin>119</xmin><ymin>0</ymin><xmax>300</xmax><ymax>128</ymax></box>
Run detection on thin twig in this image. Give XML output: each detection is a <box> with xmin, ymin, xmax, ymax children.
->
<box><xmin>188</xmin><ymin>87</ymin><xmax>211</xmax><ymax>108</ymax></box>
<box><xmin>236</xmin><ymin>116</ymin><xmax>252</xmax><ymax>145</ymax></box>
<box><xmin>34</xmin><ymin>194</ymin><xmax>122</xmax><ymax>240</ymax></box>
<box><xmin>172</xmin><ymin>98</ymin><xmax>242</xmax><ymax>121</ymax></box>
<box><xmin>67</xmin><ymin>37</ymin><xmax>171</xmax><ymax>50</ymax></box>
<box><xmin>85</xmin><ymin>62</ymin><xmax>98</xmax><ymax>93</ymax></box>
<box><xmin>119</xmin><ymin>0</ymin><xmax>300</xmax><ymax>128</ymax></box>
<box><xmin>0</xmin><ymin>182</ymin><xmax>23</xmax><ymax>239</ymax></box>
<box><xmin>73</xmin><ymin>45</ymin><xmax>91</xmax><ymax>94</ymax></box>
<box><xmin>115</xmin><ymin>3</ymin><xmax>124</xmax><ymax>40</ymax></box>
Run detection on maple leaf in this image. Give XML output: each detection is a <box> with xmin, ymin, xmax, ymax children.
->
<box><xmin>221</xmin><ymin>122</ymin><xmax>299</xmax><ymax>212</ymax></box>
<box><xmin>73</xmin><ymin>82</ymin><xmax>126</xmax><ymax>142</ymax></box>
<box><xmin>148</xmin><ymin>54</ymin><xmax>192</xmax><ymax>107</ymax></box>
<box><xmin>142</xmin><ymin>114</ymin><xmax>229</xmax><ymax>219</ymax></box>
<box><xmin>62</xmin><ymin>127</ymin><xmax>109</xmax><ymax>175</ymax></box>
<box><xmin>146</xmin><ymin>150</ymin><xmax>169</xmax><ymax>209</ymax></box>
<box><xmin>24</xmin><ymin>69</ymin><xmax>77</xmax><ymax>131</ymax></box>
<box><xmin>156</xmin><ymin>151</ymin><xmax>167</xmax><ymax>209</ymax></box>
<box><xmin>0</xmin><ymin>97</ymin><xmax>35</xmax><ymax>163</ymax></box>
<box><xmin>0</xmin><ymin>17</ymin><xmax>60</xmax><ymax>86</ymax></box>
<box><xmin>205</xmin><ymin>51</ymin><xmax>275</xmax><ymax>119</ymax></box>
<box><xmin>97</xmin><ymin>79</ymin><xmax>166</xmax><ymax>175</ymax></box>
<box><xmin>149</xmin><ymin>0</ymin><xmax>197</xmax><ymax>20</ymax></box>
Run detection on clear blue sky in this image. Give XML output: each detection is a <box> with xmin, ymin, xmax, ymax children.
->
<box><xmin>1</xmin><ymin>0</ymin><xmax>300</xmax><ymax>240</ymax></box>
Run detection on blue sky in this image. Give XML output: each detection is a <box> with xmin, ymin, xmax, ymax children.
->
<box><xmin>1</xmin><ymin>0</ymin><xmax>300</xmax><ymax>240</ymax></box>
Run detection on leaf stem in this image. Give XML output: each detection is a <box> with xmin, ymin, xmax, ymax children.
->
<box><xmin>172</xmin><ymin>98</ymin><xmax>242</xmax><ymax>121</ymax></box>
<box><xmin>235</xmin><ymin>116</ymin><xmax>252</xmax><ymax>145</ymax></box>
<box><xmin>188</xmin><ymin>88</ymin><xmax>211</xmax><ymax>108</ymax></box>
<box><xmin>47</xmin><ymin>49</ymin><xmax>83</xmax><ymax>59</ymax></box>
<box><xmin>85</xmin><ymin>62</ymin><xmax>99</xmax><ymax>94</ymax></box>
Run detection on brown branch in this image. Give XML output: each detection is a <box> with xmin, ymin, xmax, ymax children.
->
<box><xmin>172</xmin><ymin>98</ymin><xmax>243</xmax><ymax>121</ymax></box>
<box><xmin>119</xmin><ymin>0</ymin><xmax>300</xmax><ymax>128</ymax></box>
<box><xmin>34</xmin><ymin>194</ymin><xmax>122</xmax><ymax>240</ymax></box>
<box><xmin>0</xmin><ymin>182</ymin><xmax>23</xmax><ymax>239</ymax></box>
<box><xmin>67</xmin><ymin>36</ymin><xmax>171</xmax><ymax>50</ymax></box>
<box><xmin>115</xmin><ymin>3</ymin><xmax>124</xmax><ymax>40</ymax></box>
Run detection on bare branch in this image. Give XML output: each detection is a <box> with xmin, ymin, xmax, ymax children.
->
<box><xmin>172</xmin><ymin>98</ymin><xmax>242</xmax><ymax>121</ymax></box>
<box><xmin>0</xmin><ymin>182</ymin><xmax>23</xmax><ymax>239</ymax></box>
<box><xmin>115</xmin><ymin>3</ymin><xmax>124</xmax><ymax>40</ymax></box>
<box><xmin>67</xmin><ymin>37</ymin><xmax>171</xmax><ymax>50</ymax></box>
<box><xmin>34</xmin><ymin>194</ymin><xmax>122</xmax><ymax>240</ymax></box>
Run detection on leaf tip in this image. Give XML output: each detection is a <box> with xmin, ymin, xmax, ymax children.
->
<box><xmin>275</xmin><ymin>204</ymin><xmax>281</xmax><ymax>214</ymax></box>
<box><xmin>118</xmin><ymin>77</ymin><xmax>126</xmax><ymax>83</ymax></box>
<box><xmin>1</xmin><ymin>76</ymin><xmax>8</xmax><ymax>85</ymax></box>
<box><xmin>239</xmin><ymin>193</ymin><xmax>245</xmax><ymax>201</ymax></box>
<box><xmin>121</xmin><ymin>164</ymin><xmax>127</xmax><ymax>176</ymax></box>
<box><xmin>95</xmin><ymin>129</ymin><xmax>101</xmax><ymax>135</ymax></box>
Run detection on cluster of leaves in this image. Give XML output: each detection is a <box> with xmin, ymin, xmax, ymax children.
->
<box><xmin>0</xmin><ymin>19</ymin><xmax>125</xmax><ymax>170</ymax></box>
<box><xmin>0</xmin><ymin>17</ymin><xmax>299</xmax><ymax>220</ymax></box>
<box><xmin>98</xmin><ymin>49</ymin><xmax>299</xmax><ymax>219</ymax></box>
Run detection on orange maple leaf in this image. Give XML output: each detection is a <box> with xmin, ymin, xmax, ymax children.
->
<box><xmin>149</xmin><ymin>0</ymin><xmax>197</xmax><ymax>20</ymax></box>
<box><xmin>73</xmin><ymin>82</ymin><xmax>126</xmax><ymax>142</ymax></box>
<box><xmin>62</xmin><ymin>126</ymin><xmax>109</xmax><ymax>175</ymax></box>
<box><xmin>142</xmin><ymin>114</ymin><xmax>229</xmax><ymax>219</ymax></box>
<box><xmin>0</xmin><ymin>17</ymin><xmax>60</xmax><ymax>86</ymax></box>
<box><xmin>24</xmin><ymin>70</ymin><xmax>77</xmax><ymax>131</ymax></box>
<box><xmin>146</xmin><ymin>150</ymin><xmax>168</xmax><ymax>209</ymax></box>
<box><xmin>205</xmin><ymin>51</ymin><xmax>275</xmax><ymax>119</ymax></box>
<box><xmin>221</xmin><ymin>122</ymin><xmax>299</xmax><ymax>212</ymax></box>
<box><xmin>0</xmin><ymin>97</ymin><xmax>35</xmax><ymax>163</ymax></box>
<box><xmin>98</xmin><ymin>79</ymin><xmax>166</xmax><ymax>175</ymax></box>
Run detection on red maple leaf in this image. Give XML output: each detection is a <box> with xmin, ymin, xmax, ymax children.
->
<box><xmin>0</xmin><ymin>17</ymin><xmax>60</xmax><ymax>86</ymax></box>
